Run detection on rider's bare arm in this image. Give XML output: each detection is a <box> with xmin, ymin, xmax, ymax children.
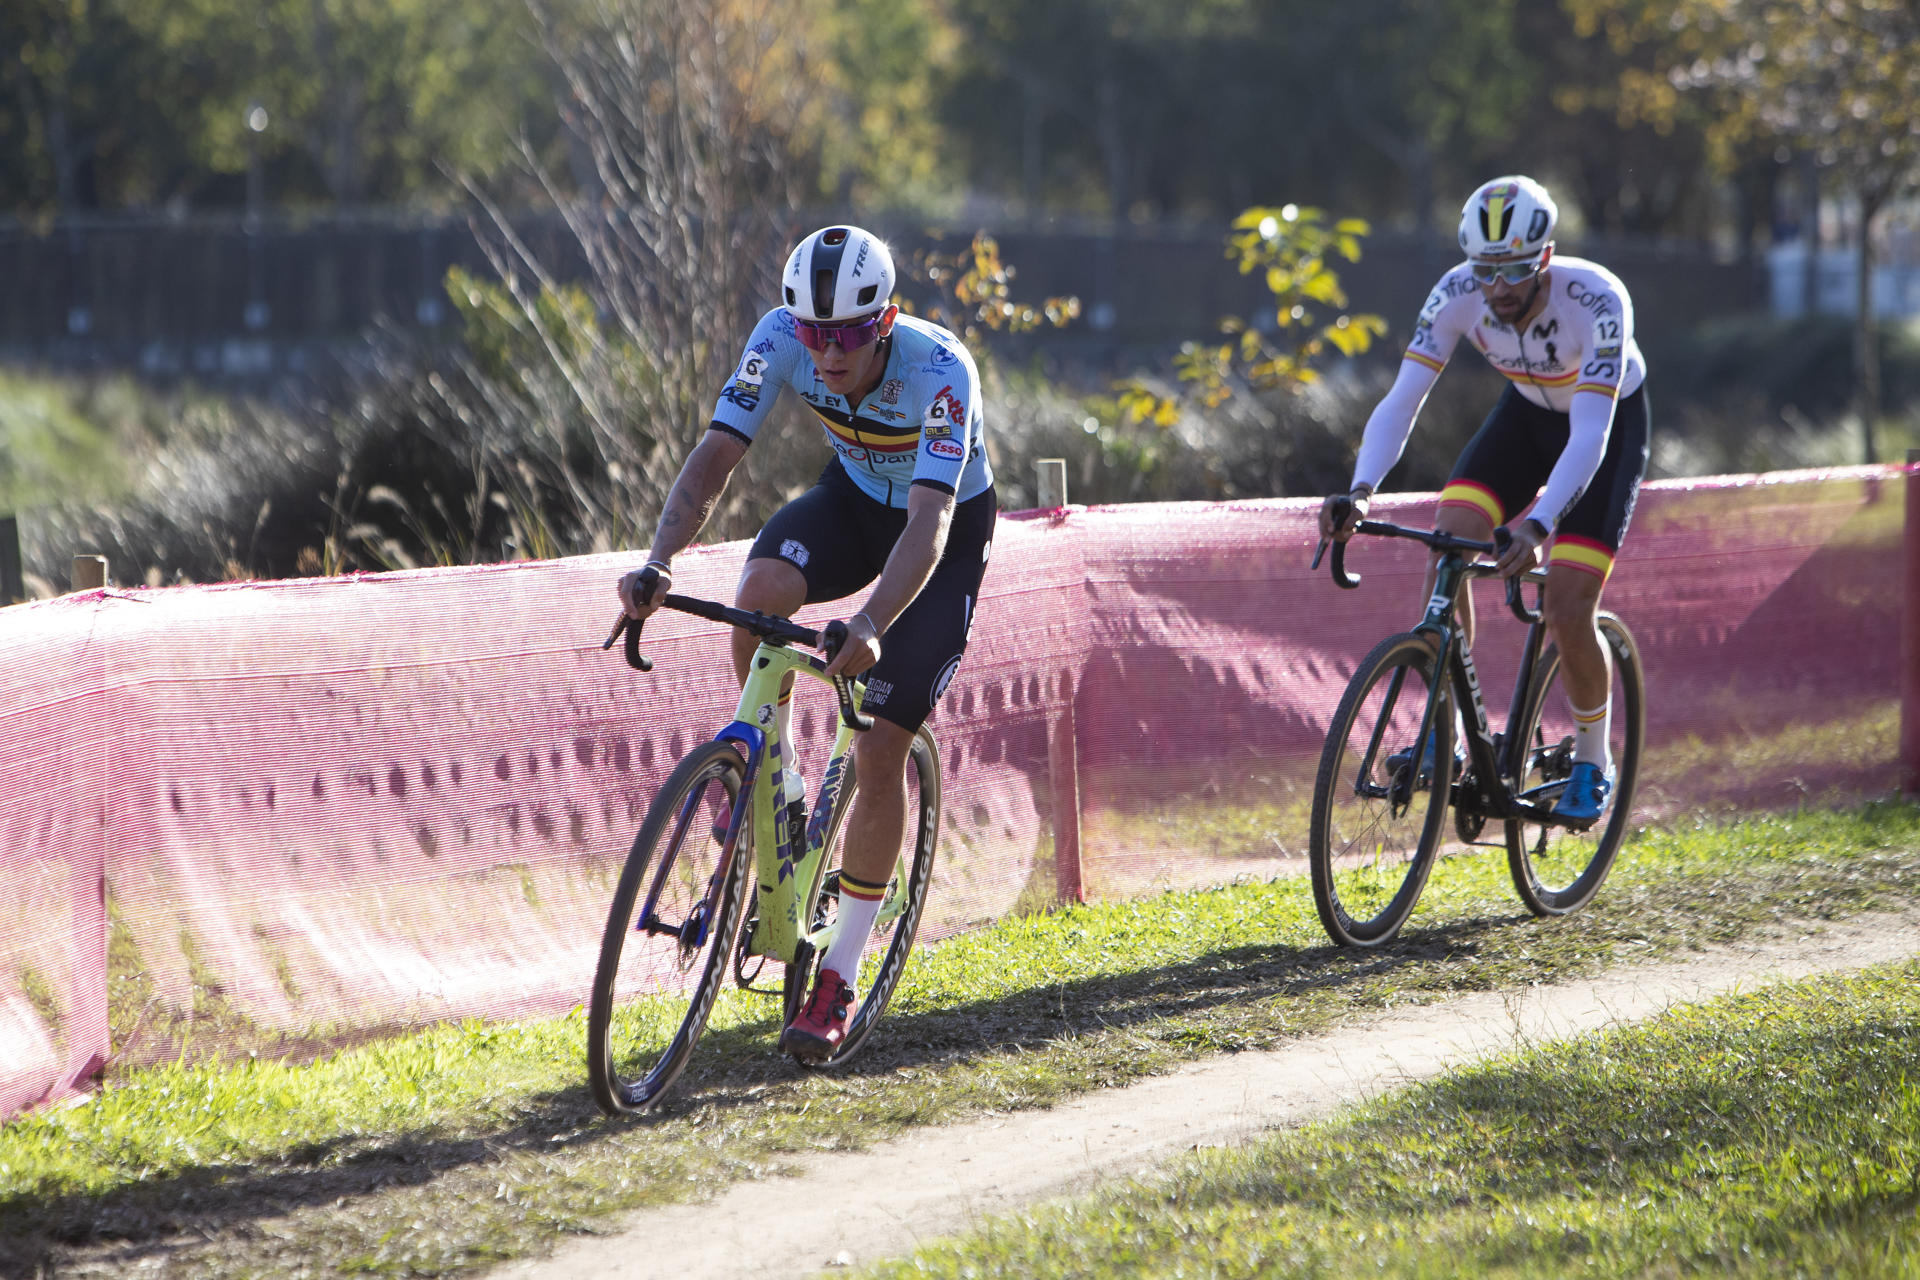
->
<box><xmin>620</xmin><ymin>428</ymin><xmax>749</xmax><ymax>617</ymax></box>
<box><xmin>645</xmin><ymin>429</ymin><xmax>749</xmax><ymax>565</ymax></box>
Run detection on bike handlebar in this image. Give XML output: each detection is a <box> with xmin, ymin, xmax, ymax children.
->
<box><xmin>1311</xmin><ymin>515</ymin><xmax>1544</xmax><ymax>625</ymax></box>
<box><xmin>603</xmin><ymin>583</ymin><xmax>873</xmax><ymax>732</ymax></box>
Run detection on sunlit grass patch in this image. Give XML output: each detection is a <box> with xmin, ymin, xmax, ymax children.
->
<box><xmin>5</xmin><ymin>800</ymin><xmax>1920</xmax><ymax>1278</ymax></box>
<box><xmin>867</xmin><ymin>959</ymin><xmax>1920</xmax><ymax>1279</ymax></box>
<box><xmin>1641</xmin><ymin>699</ymin><xmax>1897</xmax><ymax>813</ymax></box>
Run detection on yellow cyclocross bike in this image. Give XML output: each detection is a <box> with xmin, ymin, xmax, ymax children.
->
<box><xmin>587</xmin><ymin>591</ymin><xmax>939</xmax><ymax>1114</ymax></box>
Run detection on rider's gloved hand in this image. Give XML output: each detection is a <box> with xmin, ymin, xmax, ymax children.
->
<box><xmin>1319</xmin><ymin>487</ymin><xmax>1371</xmax><ymax>541</ymax></box>
<box><xmin>618</xmin><ymin>560</ymin><xmax>673</xmax><ymax>620</ymax></box>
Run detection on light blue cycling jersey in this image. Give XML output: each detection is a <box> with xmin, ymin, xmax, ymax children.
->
<box><xmin>708</xmin><ymin>307</ymin><xmax>993</xmax><ymax>508</ymax></box>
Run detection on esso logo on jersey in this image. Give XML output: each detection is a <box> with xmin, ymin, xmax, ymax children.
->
<box><xmin>925</xmin><ymin>439</ymin><xmax>964</xmax><ymax>461</ymax></box>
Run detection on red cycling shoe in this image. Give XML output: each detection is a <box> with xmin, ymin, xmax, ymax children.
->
<box><xmin>780</xmin><ymin>968</ymin><xmax>855</xmax><ymax>1063</ymax></box>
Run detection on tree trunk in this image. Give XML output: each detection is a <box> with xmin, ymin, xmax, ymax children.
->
<box><xmin>1097</xmin><ymin>65</ymin><xmax>1126</xmax><ymax>222</ymax></box>
<box><xmin>1799</xmin><ymin>150</ymin><xmax>1820</xmax><ymax>317</ymax></box>
<box><xmin>1022</xmin><ymin>77</ymin><xmax>1044</xmax><ymax>216</ymax></box>
<box><xmin>47</xmin><ymin>17</ymin><xmax>76</xmax><ymax>212</ymax></box>
<box><xmin>1856</xmin><ymin>186</ymin><xmax>1883</xmax><ymax>465</ymax></box>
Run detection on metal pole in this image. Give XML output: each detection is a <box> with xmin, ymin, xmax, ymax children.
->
<box><xmin>1036</xmin><ymin>458</ymin><xmax>1067</xmax><ymax>510</ymax></box>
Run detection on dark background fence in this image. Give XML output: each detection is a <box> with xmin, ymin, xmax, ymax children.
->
<box><xmin>0</xmin><ymin>212</ymin><xmax>1766</xmax><ymax>384</ymax></box>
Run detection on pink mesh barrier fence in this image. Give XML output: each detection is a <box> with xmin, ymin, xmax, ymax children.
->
<box><xmin>0</xmin><ymin>465</ymin><xmax>1907</xmax><ymax>1120</ymax></box>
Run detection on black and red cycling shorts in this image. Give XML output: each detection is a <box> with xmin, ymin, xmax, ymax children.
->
<box><xmin>1440</xmin><ymin>384</ymin><xmax>1650</xmax><ymax>582</ymax></box>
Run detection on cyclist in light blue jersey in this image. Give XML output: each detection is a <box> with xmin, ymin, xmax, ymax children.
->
<box><xmin>617</xmin><ymin>224</ymin><xmax>995</xmax><ymax>1062</ymax></box>
<box><xmin>712</xmin><ymin>294</ymin><xmax>994</xmax><ymax>509</ymax></box>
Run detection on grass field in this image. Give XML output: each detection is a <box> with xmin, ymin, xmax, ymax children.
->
<box><xmin>866</xmin><ymin>958</ymin><xmax>1920</xmax><ymax>1278</ymax></box>
<box><xmin>4</xmin><ymin>802</ymin><xmax>1920</xmax><ymax>1276</ymax></box>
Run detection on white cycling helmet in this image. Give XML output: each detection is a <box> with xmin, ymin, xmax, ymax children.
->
<box><xmin>1457</xmin><ymin>175</ymin><xmax>1557</xmax><ymax>261</ymax></box>
<box><xmin>781</xmin><ymin>225</ymin><xmax>896</xmax><ymax>322</ymax></box>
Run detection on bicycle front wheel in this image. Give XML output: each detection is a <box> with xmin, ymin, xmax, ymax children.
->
<box><xmin>588</xmin><ymin>739</ymin><xmax>752</xmax><ymax>1114</ymax></box>
<box><xmin>1308</xmin><ymin>633</ymin><xmax>1453</xmax><ymax>948</ymax></box>
<box><xmin>784</xmin><ymin>724</ymin><xmax>941</xmax><ymax>1066</ymax></box>
<box><xmin>1505</xmin><ymin>611</ymin><xmax>1645</xmax><ymax>916</ymax></box>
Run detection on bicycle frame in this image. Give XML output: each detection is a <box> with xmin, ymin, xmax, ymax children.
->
<box><xmin>1318</xmin><ymin>517</ymin><xmax>1575</xmax><ymax>831</ymax></box>
<box><xmin>715</xmin><ymin>643</ymin><xmax>852</xmax><ymax>967</ymax></box>
<box><xmin>1413</xmin><ymin>551</ymin><xmax>1564</xmax><ymax>828</ymax></box>
<box><xmin>638</xmin><ymin>636</ymin><xmax>911</xmax><ymax>977</ymax></box>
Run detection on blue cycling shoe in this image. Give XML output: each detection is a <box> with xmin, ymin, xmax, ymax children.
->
<box><xmin>1552</xmin><ymin>761</ymin><xmax>1614</xmax><ymax>825</ymax></box>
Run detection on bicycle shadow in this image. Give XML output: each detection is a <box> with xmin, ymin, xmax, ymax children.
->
<box><xmin>0</xmin><ymin>910</ymin><xmax>1526</xmax><ymax>1278</ymax></box>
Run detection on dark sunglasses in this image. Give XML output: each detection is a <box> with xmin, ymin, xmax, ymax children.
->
<box><xmin>1469</xmin><ymin>257</ymin><xmax>1545</xmax><ymax>286</ymax></box>
<box><xmin>792</xmin><ymin>311</ymin><xmax>887</xmax><ymax>353</ymax></box>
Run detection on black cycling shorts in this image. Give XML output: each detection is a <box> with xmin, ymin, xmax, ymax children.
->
<box><xmin>748</xmin><ymin>463</ymin><xmax>995</xmax><ymax>732</ymax></box>
<box><xmin>1442</xmin><ymin>384</ymin><xmax>1650</xmax><ymax>582</ymax></box>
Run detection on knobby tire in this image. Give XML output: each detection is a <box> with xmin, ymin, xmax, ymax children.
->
<box><xmin>588</xmin><ymin>739</ymin><xmax>751</xmax><ymax>1114</ymax></box>
<box><xmin>1308</xmin><ymin>632</ymin><xmax>1454</xmax><ymax>947</ymax></box>
<box><xmin>783</xmin><ymin>724</ymin><xmax>941</xmax><ymax>1065</ymax></box>
<box><xmin>1505</xmin><ymin>611</ymin><xmax>1645</xmax><ymax>915</ymax></box>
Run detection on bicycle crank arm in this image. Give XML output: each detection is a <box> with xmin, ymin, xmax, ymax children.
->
<box><xmin>640</xmin><ymin>916</ymin><xmax>701</xmax><ymax>943</ymax></box>
<box><xmin>1507</xmin><ymin>796</ymin><xmax>1600</xmax><ymax>833</ymax></box>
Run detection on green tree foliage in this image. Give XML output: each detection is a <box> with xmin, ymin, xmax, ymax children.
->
<box><xmin>4</xmin><ymin>0</ymin><xmax>1858</xmax><ymax>241</ymax></box>
<box><xmin>900</xmin><ymin>232</ymin><xmax>1082</xmax><ymax>350</ymax></box>
<box><xmin>932</xmin><ymin>0</ymin><xmax>1726</xmax><ymax>230</ymax></box>
<box><xmin>1120</xmin><ymin>205</ymin><xmax>1386</xmax><ymax>425</ymax></box>
<box><xmin>0</xmin><ymin>0</ymin><xmax>178</xmax><ymax>210</ymax></box>
<box><xmin>798</xmin><ymin>0</ymin><xmax>959</xmax><ymax>209</ymax></box>
<box><xmin>1566</xmin><ymin>0</ymin><xmax>1920</xmax><ymax>457</ymax></box>
<box><xmin>188</xmin><ymin>0</ymin><xmax>546</xmax><ymax>204</ymax></box>
<box><xmin>940</xmin><ymin>0</ymin><xmax>1305</xmax><ymax>217</ymax></box>
<box><xmin>0</xmin><ymin>0</ymin><xmax>546</xmax><ymax>212</ymax></box>
<box><xmin>1507</xmin><ymin>1</ymin><xmax>1728</xmax><ymax>239</ymax></box>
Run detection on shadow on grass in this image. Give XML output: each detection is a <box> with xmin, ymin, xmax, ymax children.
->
<box><xmin>0</xmin><ymin>909</ymin><xmax>1529</xmax><ymax>1278</ymax></box>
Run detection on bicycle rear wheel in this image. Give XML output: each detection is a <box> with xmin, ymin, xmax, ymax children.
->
<box><xmin>1309</xmin><ymin>633</ymin><xmax>1454</xmax><ymax>947</ymax></box>
<box><xmin>588</xmin><ymin>739</ymin><xmax>752</xmax><ymax>1114</ymax></box>
<box><xmin>783</xmin><ymin>724</ymin><xmax>941</xmax><ymax>1065</ymax></box>
<box><xmin>1505</xmin><ymin>612</ymin><xmax>1644</xmax><ymax>916</ymax></box>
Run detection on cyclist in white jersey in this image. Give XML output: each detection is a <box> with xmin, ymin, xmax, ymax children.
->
<box><xmin>617</xmin><ymin>224</ymin><xmax>995</xmax><ymax>1060</ymax></box>
<box><xmin>1320</xmin><ymin>175</ymin><xmax>1651</xmax><ymax>824</ymax></box>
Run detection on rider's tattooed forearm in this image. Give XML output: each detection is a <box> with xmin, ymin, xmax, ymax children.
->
<box><xmin>656</xmin><ymin>489</ymin><xmax>698</xmax><ymax>539</ymax></box>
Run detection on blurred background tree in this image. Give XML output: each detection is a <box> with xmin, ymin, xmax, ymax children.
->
<box><xmin>0</xmin><ymin>0</ymin><xmax>1915</xmax><ymax>586</ymax></box>
<box><xmin>2</xmin><ymin>0</ymin><xmax>1908</xmax><ymax>238</ymax></box>
<box><xmin>1564</xmin><ymin>0</ymin><xmax>1920</xmax><ymax>461</ymax></box>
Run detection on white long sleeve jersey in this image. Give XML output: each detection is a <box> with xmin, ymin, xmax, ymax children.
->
<box><xmin>1351</xmin><ymin>255</ymin><xmax>1647</xmax><ymax>529</ymax></box>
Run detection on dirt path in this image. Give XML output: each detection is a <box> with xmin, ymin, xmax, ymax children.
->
<box><xmin>493</xmin><ymin>912</ymin><xmax>1920</xmax><ymax>1280</ymax></box>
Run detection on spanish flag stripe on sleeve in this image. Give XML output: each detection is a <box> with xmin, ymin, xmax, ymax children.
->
<box><xmin>1404</xmin><ymin>349</ymin><xmax>1446</xmax><ymax>373</ymax></box>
